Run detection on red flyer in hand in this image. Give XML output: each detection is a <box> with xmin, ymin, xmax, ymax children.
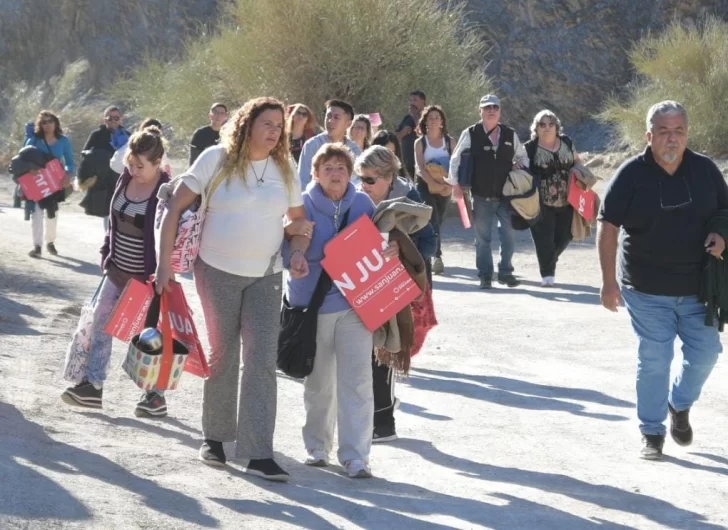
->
<box><xmin>321</xmin><ymin>216</ymin><xmax>421</xmax><ymax>332</ymax></box>
<box><xmin>17</xmin><ymin>159</ymin><xmax>65</xmax><ymax>201</ymax></box>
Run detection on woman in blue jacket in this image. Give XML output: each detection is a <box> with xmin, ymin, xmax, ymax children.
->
<box><xmin>25</xmin><ymin>110</ymin><xmax>75</xmax><ymax>258</ymax></box>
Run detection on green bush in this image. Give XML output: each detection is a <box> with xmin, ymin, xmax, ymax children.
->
<box><xmin>599</xmin><ymin>16</ymin><xmax>728</xmax><ymax>156</ymax></box>
<box><xmin>110</xmin><ymin>0</ymin><xmax>490</xmax><ymax>144</ymax></box>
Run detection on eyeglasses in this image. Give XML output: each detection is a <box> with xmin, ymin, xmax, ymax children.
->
<box><xmin>659</xmin><ymin>175</ymin><xmax>693</xmax><ymax>210</ymax></box>
<box><xmin>482</xmin><ymin>105</ymin><xmax>500</xmax><ymax>111</ymax></box>
<box><xmin>105</xmin><ymin>116</ymin><xmax>121</xmax><ymax>122</ymax></box>
<box><xmin>538</xmin><ymin>121</ymin><xmax>555</xmax><ymax>128</ymax></box>
<box><xmin>41</xmin><ymin>119</ymin><xmax>55</xmax><ymax>125</ymax></box>
<box><xmin>360</xmin><ymin>175</ymin><xmax>386</xmax><ymax>185</ymax></box>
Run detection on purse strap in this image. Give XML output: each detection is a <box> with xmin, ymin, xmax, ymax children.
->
<box><xmin>306</xmin><ymin>208</ymin><xmax>351</xmax><ymax>312</ymax></box>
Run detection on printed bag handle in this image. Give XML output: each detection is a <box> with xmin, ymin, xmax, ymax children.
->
<box><xmin>140</xmin><ymin>290</ymin><xmax>175</xmax><ymax>390</ymax></box>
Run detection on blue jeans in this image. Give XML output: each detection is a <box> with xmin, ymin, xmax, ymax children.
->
<box><xmin>622</xmin><ymin>288</ymin><xmax>722</xmax><ymax>435</ymax></box>
<box><xmin>472</xmin><ymin>197</ymin><xmax>515</xmax><ymax>279</ymax></box>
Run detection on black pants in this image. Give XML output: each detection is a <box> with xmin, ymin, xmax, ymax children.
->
<box><xmin>530</xmin><ymin>204</ymin><xmax>574</xmax><ymax>278</ymax></box>
<box><xmin>417</xmin><ymin>180</ymin><xmax>450</xmax><ymax>259</ymax></box>
<box><xmin>372</xmin><ymin>352</ymin><xmax>395</xmax><ymax>429</ymax></box>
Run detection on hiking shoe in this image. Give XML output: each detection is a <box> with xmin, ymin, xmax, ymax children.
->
<box><xmin>345</xmin><ymin>459</ymin><xmax>372</xmax><ymax>479</ymax></box>
<box><xmin>479</xmin><ymin>277</ymin><xmax>492</xmax><ymax>290</ymax></box>
<box><xmin>61</xmin><ymin>381</ymin><xmax>102</xmax><ymax>409</ymax></box>
<box><xmin>305</xmin><ymin>449</ymin><xmax>330</xmax><ymax>467</ymax></box>
<box><xmin>28</xmin><ymin>246</ymin><xmax>42</xmax><ymax>258</ymax></box>
<box><xmin>134</xmin><ymin>392</ymin><xmax>168</xmax><ymax>418</ymax></box>
<box><xmin>433</xmin><ymin>257</ymin><xmax>445</xmax><ymax>275</ymax></box>
<box><xmin>498</xmin><ymin>274</ymin><xmax>520</xmax><ymax>288</ymax></box>
<box><xmin>46</xmin><ymin>243</ymin><xmax>58</xmax><ymax>256</ymax></box>
<box><xmin>244</xmin><ymin>458</ymin><xmax>290</xmax><ymax>482</ymax></box>
<box><xmin>669</xmin><ymin>403</ymin><xmax>693</xmax><ymax>446</ymax></box>
<box><xmin>541</xmin><ymin>276</ymin><xmax>555</xmax><ymax>287</ymax></box>
<box><xmin>640</xmin><ymin>434</ymin><xmax>665</xmax><ymax>460</ymax></box>
<box><xmin>372</xmin><ymin>425</ymin><xmax>398</xmax><ymax>443</ymax></box>
<box><xmin>199</xmin><ymin>440</ymin><xmax>226</xmax><ymax>467</ymax></box>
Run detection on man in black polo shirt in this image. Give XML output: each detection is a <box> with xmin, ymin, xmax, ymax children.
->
<box><xmin>396</xmin><ymin>90</ymin><xmax>426</xmax><ymax>179</ymax></box>
<box><xmin>448</xmin><ymin>94</ymin><xmax>529</xmax><ymax>289</ymax></box>
<box><xmin>189</xmin><ymin>102</ymin><xmax>228</xmax><ymax>166</ymax></box>
<box><xmin>599</xmin><ymin>100</ymin><xmax>728</xmax><ymax>460</ymax></box>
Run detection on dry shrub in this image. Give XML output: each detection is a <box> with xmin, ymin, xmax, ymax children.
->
<box><xmin>599</xmin><ymin>16</ymin><xmax>728</xmax><ymax>155</ymax></box>
<box><xmin>110</xmin><ymin>0</ymin><xmax>490</xmax><ymax>142</ymax></box>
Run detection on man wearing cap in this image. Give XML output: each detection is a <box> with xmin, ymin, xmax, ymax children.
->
<box><xmin>447</xmin><ymin>94</ymin><xmax>529</xmax><ymax>289</ymax></box>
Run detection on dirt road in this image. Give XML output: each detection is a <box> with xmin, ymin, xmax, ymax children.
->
<box><xmin>1</xmin><ymin>176</ymin><xmax>726</xmax><ymax>529</ymax></box>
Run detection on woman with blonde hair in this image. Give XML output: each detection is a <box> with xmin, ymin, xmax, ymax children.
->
<box><xmin>524</xmin><ymin>109</ymin><xmax>581</xmax><ymax>287</ymax></box>
<box><xmin>283</xmin><ymin>143</ymin><xmax>399</xmax><ymax>478</ymax></box>
<box><xmin>157</xmin><ymin>97</ymin><xmax>312</xmax><ymax>481</ymax></box>
<box><xmin>288</xmin><ymin>103</ymin><xmax>319</xmax><ymax>163</ymax></box>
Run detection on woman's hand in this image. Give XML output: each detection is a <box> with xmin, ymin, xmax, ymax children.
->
<box><xmin>382</xmin><ymin>240</ymin><xmax>400</xmax><ymax>260</ymax></box>
<box><xmin>154</xmin><ymin>263</ymin><xmax>176</xmax><ymax>294</ymax></box>
<box><xmin>285</xmin><ymin>218</ymin><xmax>315</xmax><ymax>239</ymax></box>
<box><xmin>290</xmin><ymin>250</ymin><xmax>310</xmax><ymax>279</ymax></box>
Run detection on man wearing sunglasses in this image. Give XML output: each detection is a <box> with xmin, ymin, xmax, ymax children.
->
<box><xmin>447</xmin><ymin>94</ymin><xmax>529</xmax><ymax>289</ymax></box>
<box><xmin>82</xmin><ymin>106</ymin><xmax>130</xmax><ymax>155</ymax></box>
<box><xmin>598</xmin><ymin>100</ymin><xmax>728</xmax><ymax>460</ymax></box>
<box><xmin>189</xmin><ymin>102</ymin><xmax>228</xmax><ymax>165</ymax></box>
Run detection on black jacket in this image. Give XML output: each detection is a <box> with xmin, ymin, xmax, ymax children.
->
<box><xmin>700</xmin><ymin>209</ymin><xmax>728</xmax><ymax>330</ymax></box>
<box><xmin>83</xmin><ymin>125</ymin><xmax>128</xmax><ymax>154</ymax></box>
<box><xmin>77</xmin><ymin>148</ymin><xmax>119</xmax><ymax>218</ymax></box>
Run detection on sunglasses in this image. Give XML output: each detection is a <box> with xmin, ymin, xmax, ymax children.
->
<box><xmin>659</xmin><ymin>175</ymin><xmax>693</xmax><ymax>210</ymax></box>
<box><xmin>539</xmin><ymin>121</ymin><xmax>555</xmax><ymax>128</ymax></box>
<box><xmin>360</xmin><ymin>175</ymin><xmax>386</xmax><ymax>185</ymax></box>
<box><xmin>41</xmin><ymin>119</ymin><xmax>55</xmax><ymax>125</ymax></box>
<box><xmin>482</xmin><ymin>105</ymin><xmax>500</xmax><ymax>111</ymax></box>
<box><xmin>105</xmin><ymin>115</ymin><xmax>121</xmax><ymax>122</ymax></box>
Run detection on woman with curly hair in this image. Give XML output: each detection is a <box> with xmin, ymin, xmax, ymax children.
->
<box><xmin>25</xmin><ymin>110</ymin><xmax>76</xmax><ymax>258</ymax></box>
<box><xmin>156</xmin><ymin>97</ymin><xmax>312</xmax><ymax>482</ymax></box>
<box><xmin>287</xmin><ymin>103</ymin><xmax>319</xmax><ymax>164</ymax></box>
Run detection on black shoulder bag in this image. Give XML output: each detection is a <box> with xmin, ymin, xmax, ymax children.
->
<box><xmin>277</xmin><ymin>208</ymin><xmax>351</xmax><ymax>378</ymax></box>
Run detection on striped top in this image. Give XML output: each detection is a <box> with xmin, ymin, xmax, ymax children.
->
<box><xmin>110</xmin><ymin>185</ymin><xmax>148</xmax><ymax>275</ymax></box>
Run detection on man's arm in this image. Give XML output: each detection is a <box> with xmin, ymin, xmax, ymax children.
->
<box><xmin>445</xmin><ymin>129</ymin><xmax>471</xmax><ymax>186</ymax></box>
<box><xmin>189</xmin><ymin>129</ymin><xmax>203</xmax><ymax>166</ymax></box>
<box><xmin>298</xmin><ymin>139</ymin><xmax>316</xmax><ymax>190</ymax></box>
<box><xmin>598</xmin><ymin>221</ymin><xmax>622</xmax><ymax>312</ymax></box>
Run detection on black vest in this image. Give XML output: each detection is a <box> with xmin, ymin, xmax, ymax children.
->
<box><xmin>469</xmin><ymin>123</ymin><xmax>516</xmax><ymax>199</ymax></box>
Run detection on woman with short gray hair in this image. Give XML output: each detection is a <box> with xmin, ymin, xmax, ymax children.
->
<box><xmin>524</xmin><ymin>110</ymin><xmax>581</xmax><ymax>287</ymax></box>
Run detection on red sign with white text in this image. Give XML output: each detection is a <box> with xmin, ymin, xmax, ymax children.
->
<box><xmin>321</xmin><ymin>216</ymin><xmax>421</xmax><ymax>332</ymax></box>
<box><xmin>17</xmin><ymin>159</ymin><xmax>66</xmax><ymax>201</ymax></box>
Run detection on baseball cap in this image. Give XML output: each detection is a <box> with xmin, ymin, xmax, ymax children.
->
<box><xmin>479</xmin><ymin>94</ymin><xmax>501</xmax><ymax>108</ymax></box>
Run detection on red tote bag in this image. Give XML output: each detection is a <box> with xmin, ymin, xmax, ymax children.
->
<box><xmin>568</xmin><ymin>174</ymin><xmax>597</xmax><ymax>222</ymax></box>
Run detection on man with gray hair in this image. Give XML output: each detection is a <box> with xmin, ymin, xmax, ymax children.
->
<box><xmin>598</xmin><ymin>100</ymin><xmax>728</xmax><ymax>459</ymax></box>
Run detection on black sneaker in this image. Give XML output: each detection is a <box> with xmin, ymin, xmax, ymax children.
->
<box><xmin>46</xmin><ymin>243</ymin><xmax>58</xmax><ymax>256</ymax></box>
<box><xmin>668</xmin><ymin>403</ymin><xmax>693</xmax><ymax>446</ymax></box>
<box><xmin>373</xmin><ymin>425</ymin><xmax>398</xmax><ymax>443</ymax></box>
<box><xmin>497</xmin><ymin>274</ymin><xmax>520</xmax><ymax>288</ymax></box>
<box><xmin>244</xmin><ymin>458</ymin><xmax>290</xmax><ymax>482</ymax></box>
<box><xmin>28</xmin><ymin>246</ymin><xmax>42</xmax><ymax>258</ymax></box>
<box><xmin>479</xmin><ymin>277</ymin><xmax>492</xmax><ymax>290</ymax></box>
<box><xmin>199</xmin><ymin>440</ymin><xmax>226</xmax><ymax>467</ymax></box>
<box><xmin>640</xmin><ymin>434</ymin><xmax>665</xmax><ymax>460</ymax></box>
<box><xmin>61</xmin><ymin>381</ymin><xmax>102</xmax><ymax>409</ymax></box>
<box><xmin>134</xmin><ymin>392</ymin><xmax>168</xmax><ymax>418</ymax></box>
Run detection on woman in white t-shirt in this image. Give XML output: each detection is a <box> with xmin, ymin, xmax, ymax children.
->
<box><xmin>156</xmin><ymin>97</ymin><xmax>313</xmax><ymax>482</ymax></box>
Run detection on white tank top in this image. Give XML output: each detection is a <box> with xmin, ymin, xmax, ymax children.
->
<box><xmin>422</xmin><ymin>136</ymin><xmax>450</xmax><ymax>162</ymax></box>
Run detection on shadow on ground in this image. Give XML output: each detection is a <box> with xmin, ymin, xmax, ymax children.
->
<box><xmin>0</xmin><ymin>402</ymin><xmax>216</xmax><ymax>526</ymax></box>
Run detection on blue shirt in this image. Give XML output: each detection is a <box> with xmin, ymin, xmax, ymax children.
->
<box><xmin>283</xmin><ymin>182</ymin><xmax>375</xmax><ymax>313</ymax></box>
<box><xmin>297</xmin><ymin>133</ymin><xmax>362</xmax><ymax>190</ymax></box>
<box><xmin>25</xmin><ymin>135</ymin><xmax>76</xmax><ymax>173</ymax></box>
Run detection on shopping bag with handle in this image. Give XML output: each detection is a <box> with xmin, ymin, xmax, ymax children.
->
<box><xmin>163</xmin><ymin>281</ymin><xmax>210</xmax><ymax>378</ymax></box>
<box><xmin>63</xmin><ymin>277</ymin><xmax>106</xmax><ymax>383</ymax></box>
<box><xmin>105</xmin><ymin>278</ymin><xmax>155</xmax><ymax>343</ymax></box>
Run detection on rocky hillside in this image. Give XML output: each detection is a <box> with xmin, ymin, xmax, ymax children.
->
<box><xmin>467</xmin><ymin>0</ymin><xmax>728</xmax><ymax>132</ymax></box>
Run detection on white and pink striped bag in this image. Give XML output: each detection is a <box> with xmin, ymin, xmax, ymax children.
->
<box><xmin>154</xmin><ymin>159</ymin><xmax>227</xmax><ymax>273</ymax></box>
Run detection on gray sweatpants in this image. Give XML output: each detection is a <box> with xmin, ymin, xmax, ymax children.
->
<box><xmin>194</xmin><ymin>258</ymin><xmax>282</xmax><ymax>460</ymax></box>
<box><xmin>303</xmin><ymin>309</ymin><xmax>374</xmax><ymax>464</ymax></box>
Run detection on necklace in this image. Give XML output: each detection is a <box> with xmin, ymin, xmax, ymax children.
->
<box><xmin>250</xmin><ymin>158</ymin><xmax>269</xmax><ymax>186</ymax></box>
<box><xmin>332</xmin><ymin>199</ymin><xmax>342</xmax><ymax>228</ymax></box>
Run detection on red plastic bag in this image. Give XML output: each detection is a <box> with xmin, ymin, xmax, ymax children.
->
<box><xmin>105</xmin><ymin>279</ymin><xmax>155</xmax><ymax>343</ymax></box>
<box><xmin>17</xmin><ymin>159</ymin><xmax>66</xmax><ymax>201</ymax></box>
<box><xmin>568</xmin><ymin>174</ymin><xmax>597</xmax><ymax>222</ymax></box>
<box><xmin>161</xmin><ymin>281</ymin><xmax>210</xmax><ymax>379</ymax></box>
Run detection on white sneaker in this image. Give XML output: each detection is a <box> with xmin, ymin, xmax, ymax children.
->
<box><xmin>541</xmin><ymin>276</ymin><xmax>555</xmax><ymax>287</ymax></box>
<box><xmin>345</xmin><ymin>459</ymin><xmax>372</xmax><ymax>479</ymax></box>
<box><xmin>305</xmin><ymin>449</ymin><xmax>329</xmax><ymax>467</ymax></box>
